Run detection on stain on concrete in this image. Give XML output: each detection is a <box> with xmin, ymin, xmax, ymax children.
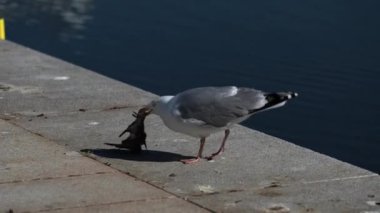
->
<box><xmin>224</xmin><ymin>200</ymin><xmax>242</xmax><ymax>208</ymax></box>
<box><xmin>0</xmin><ymin>84</ymin><xmax>11</xmax><ymax>91</ymax></box>
<box><xmin>0</xmin><ymin>83</ymin><xmax>41</xmax><ymax>94</ymax></box>
<box><xmin>264</xmin><ymin>181</ymin><xmax>282</xmax><ymax>189</ymax></box>
<box><xmin>196</xmin><ymin>185</ymin><xmax>216</xmax><ymax>194</ymax></box>
<box><xmin>65</xmin><ymin>151</ymin><xmax>82</xmax><ymax>157</ymax></box>
<box><xmin>258</xmin><ymin>189</ymin><xmax>282</xmax><ymax>197</ymax></box>
<box><xmin>259</xmin><ymin>204</ymin><xmax>290</xmax><ymax>213</ymax></box>
<box><xmin>366</xmin><ymin>200</ymin><xmax>380</xmax><ymax>206</ymax></box>
<box><xmin>36</xmin><ymin>75</ymin><xmax>70</xmax><ymax>81</ymax></box>
<box><xmin>258</xmin><ymin>181</ymin><xmax>283</xmax><ymax>197</ymax></box>
<box><xmin>53</xmin><ymin>76</ymin><xmax>70</xmax><ymax>80</ymax></box>
<box><xmin>88</xmin><ymin>121</ymin><xmax>100</xmax><ymax>126</ymax></box>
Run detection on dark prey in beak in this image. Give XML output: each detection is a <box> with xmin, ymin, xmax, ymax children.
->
<box><xmin>105</xmin><ymin>107</ymin><xmax>149</xmax><ymax>153</ymax></box>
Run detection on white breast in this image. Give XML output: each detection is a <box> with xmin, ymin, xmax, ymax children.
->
<box><xmin>159</xmin><ymin>108</ymin><xmax>222</xmax><ymax>138</ymax></box>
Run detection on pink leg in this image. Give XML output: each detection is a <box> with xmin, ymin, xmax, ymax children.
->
<box><xmin>206</xmin><ymin>129</ymin><xmax>230</xmax><ymax>160</ymax></box>
<box><xmin>181</xmin><ymin>137</ymin><xmax>206</xmax><ymax>164</ymax></box>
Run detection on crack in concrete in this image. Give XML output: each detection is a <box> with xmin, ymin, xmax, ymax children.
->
<box><xmin>302</xmin><ymin>174</ymin><xmax>379</xmax><ymax>184</ymax></box>
<box><xmin>0</xmin><ymin>104</ymin><xmax>142</xmax><ymax>121</ymax></box>
<box><xmin>0</xmin><ymin>172</ymin><xmax>114</xmax><ymax>185</ymax></box>
<box><xmin>190</xmin><ymin>188</ymin><xmax>245</xmax><ymax>197</ymax></box>
<box><xmin>35</xmin><ymin>196</ymin><xmax>179</xmax><ymax>212</ymax></box>
<box><xmin>101</xmin><ymin>105</ymin><xmax>132</xmax><ymax>111</ymax></box>
<box><xmin>1</xmin><ymin>118</ymin><xmax>64</xmax><ymax>143</ymax></box>
<box><xmin>187</xmin><ymin>174</ymin><xmax>379</xmax><ymax>199</ymax></box>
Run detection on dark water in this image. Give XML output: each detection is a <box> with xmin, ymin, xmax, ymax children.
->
<box><xmin>1</xmin><ymin>0</ymin><xmax>379</xmax><ymax>172</ymax></box>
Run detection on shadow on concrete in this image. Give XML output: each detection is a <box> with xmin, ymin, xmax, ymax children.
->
<box><xmin>81</xmin><ymin>148</ymin><xmax>192</xmax><ymax>162</ymax></box>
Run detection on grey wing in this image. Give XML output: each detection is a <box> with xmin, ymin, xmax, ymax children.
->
<box><xmin>174</xmin><ymin>86</ymin><xmax>267</xmax><ymax>127</ymax></box>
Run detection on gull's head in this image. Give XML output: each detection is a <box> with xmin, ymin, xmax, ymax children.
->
<box><xmin>143</xmin><ymin>96</ymin><xmax>174</xmax><ymax>116</ymax></box>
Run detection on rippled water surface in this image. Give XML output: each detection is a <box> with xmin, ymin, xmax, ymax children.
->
<box><xmin>1</xmin><ymin>0</ymin><xmax>379</xmax><ymax>172</ymax></box>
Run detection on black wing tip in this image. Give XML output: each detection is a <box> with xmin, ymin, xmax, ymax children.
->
<box><xmin>248</xmin><ymin>91</ymin><xmax>298</xmax><ymax>114</ymax></box>
<box><xmin>288</xmin><ymin>92</ymin><xmax>299</xmax><ymax>99</ymax></box>
<box><xmin>265</xmin><ymin>91</ymin><xmax>298</xmax><ymax>101</ymax></box>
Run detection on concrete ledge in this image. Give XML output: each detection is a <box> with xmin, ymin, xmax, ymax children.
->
<box><xmin>0</xmin><ymin>119</ymin><xmax>207</xmax><ymax>212</ymax></box>
<box><xmin>1</xmin><ymin>41</ymin><xmax>379</xmax><ymax>212</ymax></box>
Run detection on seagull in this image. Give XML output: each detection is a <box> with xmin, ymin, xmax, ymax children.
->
<box><xmin>143</xmin><ymin>86</ymin><xmax>298</xmax><ymax>164</ymax></box>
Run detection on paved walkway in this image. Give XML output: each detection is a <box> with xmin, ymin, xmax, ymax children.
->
<box><xmin>0</xmin><ymin>119</ymin><xmax>207</xmax><ymax>212</ymax></box>
<box><xmin>1</xmin><ymin>41</ymin><xmax>379</xmax><ymax>212</ymax></box>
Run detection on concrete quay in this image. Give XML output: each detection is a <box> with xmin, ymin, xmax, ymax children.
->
<box><xmin>1</xmin><ymin>40</ymin><xmax>379</xmax><ymax>212</ymax></box>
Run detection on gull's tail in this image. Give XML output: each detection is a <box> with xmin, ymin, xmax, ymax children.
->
<box><xmin>250</xmin><ymin>91</ymin><xmax>298</xmax><ymax>114</ymax></box>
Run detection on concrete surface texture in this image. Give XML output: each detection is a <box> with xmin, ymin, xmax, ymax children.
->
<box><xmin>1</xmin><ymin>40</ymin><xmax>379</xmax><ymax>212</ymax></box>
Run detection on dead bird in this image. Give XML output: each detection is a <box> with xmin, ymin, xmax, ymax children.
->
<box><xmin>105</xmin><ymin>107</ymin><xmax>150</xmax><ymax>153</ymax></box>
